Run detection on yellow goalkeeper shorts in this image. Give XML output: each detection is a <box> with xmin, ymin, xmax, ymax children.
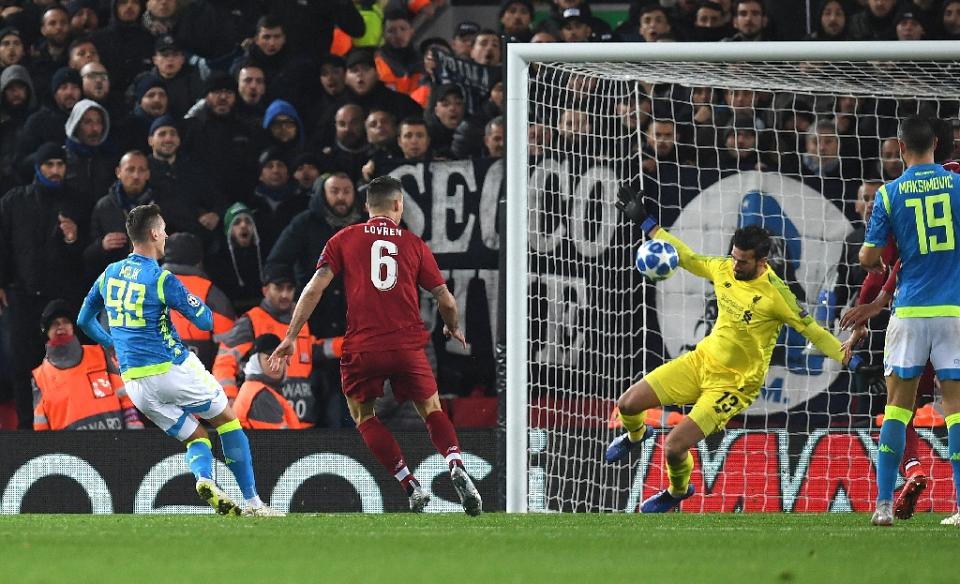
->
<box><xmin>645</xmin><ymin>348</ymin><xmax>756</xmax><ymax>437</ymax></box>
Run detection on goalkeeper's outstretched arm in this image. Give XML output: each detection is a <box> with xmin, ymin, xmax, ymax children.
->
<box><xmin>617</xmin><ymin>186</ymin><xmax>718</xmax><ymax>281</ymax></box>
<box><xmin>770</xmin><ymin>275</ymin><xmax>850</xmax><ymax>366</ymax></box>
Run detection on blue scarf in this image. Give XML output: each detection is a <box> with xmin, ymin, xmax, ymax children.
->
<box><xmin>34</xmin><ymin>166</ymin><xmax>63</xmax><ymax>189</ymax></box>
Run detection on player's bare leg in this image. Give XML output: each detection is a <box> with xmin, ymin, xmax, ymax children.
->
<box><xmin>348</xmin><ymin>396</ymin><xmax>430</xmax><ymax>512</ymax></box>
<box><xmin>873</xmin><ymin>373</ymin><xmax>921</xmax><ymax>526</ymax></box>
<box><xmin>604</xmin><ymin>379</ymin><xmax>660</xmax><ymax>462</ymax></box>
<box><xmin>414</xmin><ymin>394</ymin><xmax>481</xmax><ymax>516</ymax></box>
<box><xmin>939</xmin><ymin>380</ymin><xmax>960</xmax><ymax>528</ymax></box>
<box><xmin>640</xmin><ymin>417</ymin><xmax>703</xmax><ymax>512</ymax></box>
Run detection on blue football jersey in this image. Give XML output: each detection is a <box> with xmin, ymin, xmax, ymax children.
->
<box><xmin>865</xmin><ymin>163</ymin><xmax>960</xmax><ymax>317</ymax></box>
<box><xmin>78</xmin><ymin>253</ymin><xmax>213</xmax><ymax>380</ymax></box>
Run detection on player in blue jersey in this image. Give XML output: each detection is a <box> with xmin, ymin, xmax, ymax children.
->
<box><xmin>860</xmin><ymin>116</ymin><xmax>960</xmax><ymax>527</ymax></box>
<box><xmin>78</xmin><ymin>204</ymin><xmax>282</xmax><ymax>517</ymax></box>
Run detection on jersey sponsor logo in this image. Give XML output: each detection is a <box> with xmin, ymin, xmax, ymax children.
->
<box><xmin>659</xmin><ymin>172</ymin><xmax>853</xmax><ymax>414</ymax></box>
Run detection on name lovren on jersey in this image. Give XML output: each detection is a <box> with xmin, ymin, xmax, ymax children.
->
<box><xmin>364</xmin><ymin>225</ymin><xmax>402</xmax><ymax>237</ymax></box>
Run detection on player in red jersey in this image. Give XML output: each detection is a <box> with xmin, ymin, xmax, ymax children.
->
<box><xmin>268</xmin><ymin>176</ymin><xmax>482</xmax><ymax>515</ymax></box>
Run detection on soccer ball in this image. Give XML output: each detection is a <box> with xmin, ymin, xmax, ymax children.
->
<box><xmin>635</xmin><ymin>240</ymin><xmax>679</xmax><ymax>282</ymax></box>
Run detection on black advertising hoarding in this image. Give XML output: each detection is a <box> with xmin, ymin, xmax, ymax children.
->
<box><xmin>0</xmin><ymin>430</ymin><xmax>499</xmax><ymax>514</ymax></box>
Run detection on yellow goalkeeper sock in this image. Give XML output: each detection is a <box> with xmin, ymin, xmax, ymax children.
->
<box><xmin>618</xmin><ymin>409</ymin><xmax>647</xmax><ymax>442</ymax></box>
<box><xmin>667</xmin><ymin>451</ymin><xmax>694</xmax><ymax>497</ymax></box>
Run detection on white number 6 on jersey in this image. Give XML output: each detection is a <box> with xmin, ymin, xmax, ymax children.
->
<box><xmin>371</xmin><ymin>239</ymin><xmax>399</xmax><ymax>291</ymax></box>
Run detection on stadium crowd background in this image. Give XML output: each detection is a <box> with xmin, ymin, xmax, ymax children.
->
<box><xmin>0</xmin><ymin>0</ymin><xmax>957</xmax><ymax>431</ymax></box>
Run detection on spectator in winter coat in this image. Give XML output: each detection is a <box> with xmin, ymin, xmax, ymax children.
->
<box><xmin>113</xmin><ymin>74</ymin><xmax>167</xmax><ymax>152</ymax></box>
<box><xmin>806</xmin><ymin>0</ymin><xmax>849</xmax><ymax>41</ymax></box>
<box><xmin>208</xmin><ymin>202</ymin><xmax>264</xmax><ymax>315</ymax></box>
<box><xmin>29</xmin><ymin>6</ymin><xmax>72</xmax><ymax>104</ymax></box>
<box><xmin>16</xmin><ymin>67</ymin><xmax>81</xmax><ymax>169</ymax></box>
<box><xmin>82</xmin><ymin>150</ymin><xmax>154</xmax><ymax>278</ymax></box>
<box><xmin>849</xmin><ymin>0</ymin><xmax>897</xmax><ymax>40</ymax></box>
<box><xmin>0</xmin><ymin>142</ymin><xmax>85</xmax><ymax>428</ymax></box>
<box><xmin>0</xmin><ymin>64</ymin><xmax>37</xmax><ymax>192</ymax></box>
<box><xmin>244</xmin><ymin>147</ymin><xmax>307</xmax><ymax>251</ymax></box>
<box><xmin>231</xmin><ymin>15</ymin><xmax>310</xmax><ymax>108</ymax></box>
<box><xmin>91</xmin><ymin>0</ymin><xmax>156</xmax><ymax>94</ymax></box>
<box><xmin>146</xmin><ymin>115</ymin><xmax>224</xmax><ymax>243</ymax></box>
<box><xmin>500</xmin><ymin>0</ymin><xmax>534</xmax><ymax>42</ymax></box>
<box><xmin>180</xmin><ymin>70</ymin><xmax>259</xmax><ymax>202</ymax></box>
<box><xmin>262</xmin><ymin>99</ymin><xmax>305</xmax><ymax>164</ymax></box>
<box><xmin>134</xmin><ymin>35</ymin><xmax>203</xmax><ymax>119</ymax></box>
<box><xmin>0</xmin><ymin>26</ymin><xmax>26</xmax><ymax>70</ymax></box>
<box><xmin>63</xmin><ymin>98</ymin><xmax>118</xmax><ymax>218</ymax></box>
<box><xmin>140</xmin><ymin>0</ymin><xmax>237</xmax><ymax>60</ymax></box>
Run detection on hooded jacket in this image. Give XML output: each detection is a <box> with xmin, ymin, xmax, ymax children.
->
<box><xmin>1</xmin><ymin>64</ymin><xmax>38</xmax><ymax>112</ymax></box>
<box><xmin>266</xmin><ymin>177</ymin><xmax>358</xmax><ymax>339</ymax></box>
<box><xmin>1</xmin><ymin>65</ymin><xmax>37</xmax><ymax>191</ymax></box>
<box><xmin>207</xmin><ymin>202</ymin><xmax>264</xmax><ymax>314</ymax></box>
<box><xmin>64</xmin><ymin>99</ymin><xmax>118</xmax><ymax>218</ymax></box>
<box><xmin>806</xmin><ymin>0</ymin><xmax>850</xmax><ymax>41</ymax></box>
<box><xmin>65</xmin><ymin>99</ymin><xmax>111</xmax><ymax>149</ymax></box>
<box><xmin>262</xmin><ymin>99</ymin><xmax>305</xmax><ymax>162</ymax></box>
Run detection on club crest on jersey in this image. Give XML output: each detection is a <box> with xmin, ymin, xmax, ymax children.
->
<box><xmin>187</xmin><ymin>295</ymin><xmax>201</xmax><ymax>308</ymax></box>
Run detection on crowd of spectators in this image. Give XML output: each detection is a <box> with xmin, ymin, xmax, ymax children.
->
<box><xmin>0</xmin><ymin>0</ymin><xmax>958</xmax><ymax>431</ymax></box>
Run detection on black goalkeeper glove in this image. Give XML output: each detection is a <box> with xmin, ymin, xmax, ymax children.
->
<box><xmin>858</xmin><ymin>363</ymin><xmax>886</xmax><ymax>396</ymax></box>
<box><xmin>847</xmin><ymin>355</ymin><xmax>885</xmax><ymax>391</ymax></box>
<box><xmin>616</xmin><ymin>186</ymin><xmax>648</xmax><ymax>223</ymax></box>
<box><xmin>616</xmin><ymin>186</ymin><xmax>657</xmax><ymax>234</ymax></box>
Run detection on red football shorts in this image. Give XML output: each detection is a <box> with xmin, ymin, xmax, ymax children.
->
<box><xmin>340</xmin><ymin>349</ymin><xmax>437</xmax><ymax>403</ymax></box>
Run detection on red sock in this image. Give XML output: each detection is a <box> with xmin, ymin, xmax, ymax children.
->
<box><xmin>901</xmin><ymin>421</ymin><xmax>921</xmax><ymax>477</ymax></box>
<box><xmin>425</xmin><ymin>410</ymin><xmax>464</xmax><ymax>470</ymax></box>
<box><xmin>358</xmin><ymin>416</ymin><xmax>416</xmax><ymax>490</ymax></box>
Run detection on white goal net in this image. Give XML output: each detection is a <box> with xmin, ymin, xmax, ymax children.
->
<box><xmin>505</xmin><ymin>42</ymin><xmax>960</xmax><ymax>513</ymax></box>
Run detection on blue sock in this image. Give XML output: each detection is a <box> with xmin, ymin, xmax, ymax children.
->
<box><xmin>877</xmin><ymin>405</ymin><xmax>912</xmax><ymax>503</ymax></box>
<box><xmin>217</xmin><ymin>420</ymin><xmax>258</xmax><ymax>500</ymax></box>
<box><xmin>947</xmin><ymin>413</ymin><xmax>960</xmax><ymax>508</ymax></box>
<box><xmin>185</xmin><ymin>437</ymin><xmax>213</xmax><ymax>480</ymax></box>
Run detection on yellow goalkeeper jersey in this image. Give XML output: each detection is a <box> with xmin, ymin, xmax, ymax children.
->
<box><xmin>655</xmin><ymin>229</ymin><xmax>844</xmax><ymax>390</ymax></box>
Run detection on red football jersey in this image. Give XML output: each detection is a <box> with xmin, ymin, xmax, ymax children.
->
<box><xmin>317</xmin><ymin>216</ymin><xmax>445</xmax><ymax>352</ymax></box>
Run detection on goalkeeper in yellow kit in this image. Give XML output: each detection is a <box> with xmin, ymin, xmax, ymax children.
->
<box><xmin>606</xmin><ymin>187</ymin><xmax>856</xmax><ymax>512</ymax></box>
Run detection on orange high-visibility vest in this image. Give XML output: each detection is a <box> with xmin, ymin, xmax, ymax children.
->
<box><xmin>171</xmin><ymin>274</ymin><xmax>233</xmax><ymax>369</ymax></box>
<box><xmin>235</xmin><ymin>379</ymin><xmax>308</xmax><ymax>430</ymax></box>
<box><xmin>213</xmin><ymin>306</ymin><xmax>314</xmax><ymax>399</ymax></box>
<box><xmin>375</xmin><ymin>52</ymin><xmax>422</xmax><ymax>96</ymax></box>
<box><xmin>32</xmin><ymin>345</ymin><xmax>132</xmax><ymax>431</ymax></box>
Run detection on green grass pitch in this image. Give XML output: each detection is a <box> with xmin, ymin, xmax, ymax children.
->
<box><xmin>2</xmin><ymin>514</ymin><xmax>957</xmax><ymax>583</ymax></box>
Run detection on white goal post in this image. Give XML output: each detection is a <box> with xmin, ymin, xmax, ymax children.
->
<box><xmin>505</xmin><ymin>41</ymin><xmax>960</xmax><ymax>513</ymax></box>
